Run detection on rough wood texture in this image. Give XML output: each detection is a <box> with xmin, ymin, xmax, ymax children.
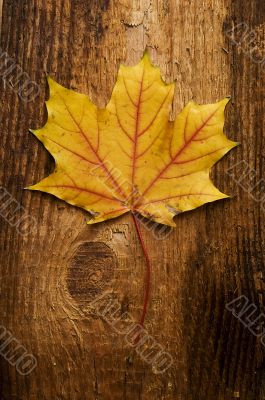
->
<box><xmin>0</xmin><ymin>1</ymin><xmax>2</xmax><ymax>33</ymax></box>
<box><xmin>0</xmin><ymin>1</ymin><xmax>264</xmax><ymax>399</ymax></box>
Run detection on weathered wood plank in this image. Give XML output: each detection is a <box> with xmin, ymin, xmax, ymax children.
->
<box><xmin>0</xmin><ymin>1</ymin><xmax>2</xmax><ymax>34</ymax></box>
<box><xmin>0</xmin><ymin>0</ymin><xmax>264</xmax><ymax>399</ymax></box>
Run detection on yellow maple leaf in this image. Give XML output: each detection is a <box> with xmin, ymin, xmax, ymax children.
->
<box><xmin>29</xmin><ymin>53</ymin><xmax>237</xmax><ymax>227</ymax></box>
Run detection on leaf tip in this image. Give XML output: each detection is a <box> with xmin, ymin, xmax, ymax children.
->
<box><xmin>24</xmin><ymin>185</ymin><xmax>34</xmax><ymax>191</ymax></box>
<box><xmin>29</xmin><ymin>128</ymin><xmax>37</xmax><ymax>136</ymax></box>
<box><xmin>219</xmin><ymin>97</ymin><xmax>231</xmax><ymax>109</ymax></box>
<box><xmin>26</xmin><ymin>183</ymin><xmax>44</xmax><ymax>192</ymax></box>
<box><xmin>169</xmin><ymin>220</ymin><xmax>177</xmax><ymax>228</ymax></box>
<box><xmin>143</xmin><ymin>47</ymin><xmax>150</xmax><ymax>57</ymax></box>
<box><xmin>46</xmin><ymin>75</ymin><xmax>64</xmax><ymax>96</ymax></box>
<box><xmin>229</xmin><ymin>140</ymin><xmax>240</xmax><ymax>150</ymax></box>
<box><xmin>141</xmin><ymin>50</ymin><xmax>153</xmax><ymax>68</ymax></box>
<box><xmin>46</xmin><ymin>75</ymin><xmax>54</xmax><ymax>84</ymax></box>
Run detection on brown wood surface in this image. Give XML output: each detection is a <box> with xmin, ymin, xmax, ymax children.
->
<box><xmin>0</xmin><ymin>0</ymin><xmax>264</xmax><ymax>399</ymax></box>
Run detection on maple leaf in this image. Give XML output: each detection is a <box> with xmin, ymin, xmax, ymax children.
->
<box><xmin>29</xmin><ymin>53</ymin><xmax>237</xmax><ymax>227</ymax></box>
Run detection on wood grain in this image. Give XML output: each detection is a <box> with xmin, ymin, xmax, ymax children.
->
<box><xmin>0</xmin><ymin>0</ymin><xmax>264</xmax><ymax>399</ymax></box>
<box><xmin>0</xmin><ymin>1</ymin><xmax>2</xmax><ymax>34</ymax></box>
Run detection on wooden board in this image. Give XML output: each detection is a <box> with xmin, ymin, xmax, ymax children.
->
<box><xmin>0</xmin><ymin>0</ymin><xmax>264</xmax><ymax>399</ymax></box>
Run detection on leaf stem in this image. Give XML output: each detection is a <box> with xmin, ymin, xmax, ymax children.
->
<box><xmin>132</xmin><ymin>213</ymin><xmax>151</xmax><ymax>344</ymax></box>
